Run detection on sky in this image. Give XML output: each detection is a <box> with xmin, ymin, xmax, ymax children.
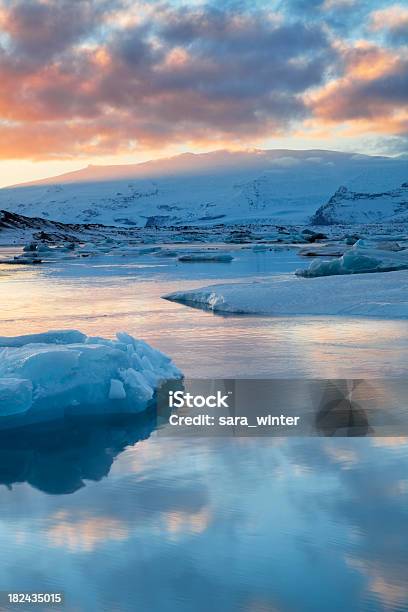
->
<box><xmin>0</xmin><ymin>0</ymin><xmax>407</xmax><ymax>186</ymax></box>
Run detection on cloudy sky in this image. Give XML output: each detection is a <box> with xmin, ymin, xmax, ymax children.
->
<box><xmin>0</xmin><ymin>0</ymin><xmax>407</xmax><ymax>185</ymax></box>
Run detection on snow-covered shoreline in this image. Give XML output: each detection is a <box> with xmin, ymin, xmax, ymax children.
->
<box><xmin>164</xmin><ymin>270</ymin><xmax>408</xmax><ymax>318</ymax></box>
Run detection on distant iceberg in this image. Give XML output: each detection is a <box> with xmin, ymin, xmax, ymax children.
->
<box><xmin>296</xmin><ymin>240</ymin><xmax>408</xmax><ymax>278</ymax></box>
<box><xmin>178</xmin><ymin>252</ymin><xmax>233</xmax><ymax>262</ymax></box>
<box><xmin>0</xmin><ymin>331</ymin><xmax>182</xmax><ymax>420</ymax></box>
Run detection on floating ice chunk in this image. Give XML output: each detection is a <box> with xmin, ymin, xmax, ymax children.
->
<box><xmin>178</xmin><ymin>253</ymin><xmax>233</xmax><ymax>262</ymax></box>
<box><xmin>298</xmin><ymin>244</ymin><xmax>345</xmax><ymax>257</ymax></box>
<box><xmin>0</xmin><ymin>379</ymin><xmax>33</xmax><ymax>416</ymax></box>
<box><xmin>344</xmin><ymin>234</ymin><xmax>360</xmax><ymax>245</ymax></box>
<box><xmin>0</xmin><ymin>257</ymin><xmax>43</xmax><ymax>265</ymax></box>
<box><xmin>355</xmin><ymin>238</ymin><xmax>403</xmax><ymax>252</ymax></box>
<box><xmin>109</xmin><ymin>379</ymin><xmax>127</xmax><ymax>400</ymax></box>
<box><xmin>163</xmin><ymin>271</ymin><xmax>408</xmax><ymax>318</ymax></box>
<box><xmin>296</xmin><ymin>242</ymin><xmax>408</xmax><ymax>278</ymax></box>
<box><xmin>252</xmin><ymin>244</ymin><xmax>270</xmax><ymax>252</ymax></box>
<box><xmin>36</xmin><ymin>243</ymin><xmax>53</xmax><ymax>253</ymax></box>
<box><xmin>0</xmin><ymin>330</ymin><xmax>86</xmax><ymax>348</ymax></box>
<box><xmin>0</xmin><ymin>331</ymin><xmax>182</xmax><ymax>420</ymax></box>
<box><xmin>120</xmin><ymin>368</ymin><xmax>153</xmax><ymax>403</ymax></box>
<box><xmin>154</xmin><ymin>249</ymin><xmax>179</xmax><ymax>257</ymax></box>
<box><xmin>23</xmin><ymin>242</ymin><xmax>38</xmax><ymax>252</ymax></box>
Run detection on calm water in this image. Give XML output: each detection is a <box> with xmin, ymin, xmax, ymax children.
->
<box><xmin>0</xmin><ymin>245</ymin><xmax>407</xmax><ymax>611</ymax></box>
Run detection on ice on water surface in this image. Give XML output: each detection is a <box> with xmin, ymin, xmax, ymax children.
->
<box><xmin>165</xmin><ymin>270</ymin><xmax>408</xmax><ymax>318</ymax></box>
<box><xmin>0</xmin><ymin>331</ymin><xmax>182</xmax><ymax>419</ymax></box>
<box><xmin>297</xmin><ymin>240</ymin><xmax>408</xmax><ymax>278</ymax></box>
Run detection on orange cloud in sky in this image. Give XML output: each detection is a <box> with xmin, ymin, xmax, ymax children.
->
<box><xmin>369</xmin><ymin>4</ymin><xmax>408</xmax><ymax>32</ymax></box>
<box><xmin>307</xmin><ymin>38</ymin><xmax>408</xmax><ymax>137</ymax></box>
<box><xmin>0</xmin><ymin>0</ymin><xmax>407</xmax><ymax>170</ymax></box>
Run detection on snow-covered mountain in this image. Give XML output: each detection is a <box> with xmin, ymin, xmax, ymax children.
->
<box><xmin>0</xmin><ymin>209</ymin><xmax>120</xmax><ymax>245</ymax></box>
<box><xmin>0</xmin><ymin>149</ymin><xmax>406</xmax><ymax>226</ymax></box>
<box><xmin>311</xmin><ymin>182</ymin><xmax>408</xmax><ymax>225</ymax></box>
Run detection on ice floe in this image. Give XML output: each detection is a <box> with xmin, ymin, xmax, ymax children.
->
<box><xmin>178</xmin><ymin>253</ymin><xmax>234</xmax><ymax>262</ymax></box>
<box><xmin>164</xmin><ymin>271</ymin><xmax>408</xmax><ymax>318</ymax></box>
<box><xmin>0</xmin><ymin>331</ymin><xmax>182</xmax><ymax>419</ymax></box>
<box><xmin>297</xmin><ymin>244</ymin><xmax>346</xmax><ymax>257</ymax></box>
<box><xmin>297</xmin><ymin>240</ymin><xmax>408</xmax><ymax>277</ymax></box>
<box><xmin>0</xmin><ymin>330</ymin><xmax>87</xmax><ymax>348</ymax></box>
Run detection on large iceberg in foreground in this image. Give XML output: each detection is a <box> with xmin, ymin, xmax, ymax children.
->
<box><xmin>164</xmin><ymin>270</ymin><xmax>408</xmax><ymax>318</ymax></box>
<box><xmin>0</xmin><ymin>331</ymin><xmax>182</xmax><ymax>419</ymax></box>
<box><xmin>296</xmin><ymin>240</ymin><xmax>408</xmax><ymax>278</ymax></box>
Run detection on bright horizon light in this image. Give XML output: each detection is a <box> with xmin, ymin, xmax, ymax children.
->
<box><xmin>0</xmin><ymin>0</ymin><xmax>407</xmax><ymax>186</ymax></box>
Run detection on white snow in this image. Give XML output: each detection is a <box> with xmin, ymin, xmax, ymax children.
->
<box><xmin>1</xmin><ymin>149</ymin><xmax>406</xmax><ymax>227</ymax></box>
<box><xmin>164</xmin><ymin>271</ymin><xmax>408</xmax><ymax>318</ymax></box>
<box><xmin>297</xmin><ymin>240</ymin><xmax>408</xmax><ymax>277</ymax></box>
<box><xmin>0</xmin><ymin>331</ymin><xmax>182</xmax><ymax>418</ymax></box>
<box><xmin>312</xmin><ymin>182</ymin><xmax>408</xmax><ymax>225</ymax></box>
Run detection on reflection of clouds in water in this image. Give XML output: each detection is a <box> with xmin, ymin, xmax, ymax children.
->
<box><xmin>346</xmin><ymin>557</ymin><xmax>408</xmax><ymax>611</ymax></box>
<box><xmin>1</xmin><ymin>429</ymin><xmax>408</xmax><ymax>611</ymax></box>
<box><xmin>0</xmin><ymin>412</ymin><xmax>158</xmax><ymax>495</ymax></box>
<box><xmin>284</xmin><ymin>438</ymin><xmax>408</xmax><ymax>610</ymax></box>
<box><xmin>323</xmin><ymin>445</ymin><xmax>358</xmax><ymax>468</ymax></box>
<box><xmin>46</xmin><ymin>513</ymin><xmax>129</xmax><ymax>552</ymax></box>
<box><xmin>372</xmin><ymin>436</ymin><xmax>408</xmax><ymax>447</ymax></box>
<box><xmin>276</xmin><ymin>320</ymin><xmax>408</xmax><ymax>378</ymax></box>
<box><xmin>163</xmin><ymin>508</ymin><xmax>212</xmax><ymax>539</ymax></box>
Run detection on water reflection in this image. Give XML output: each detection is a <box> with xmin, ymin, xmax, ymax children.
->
<box><xmin>0</xmin><ymin>419</ymin><xmax>407</xmax><ymax>610</ymax></box>
<box><xmin>1</xmin><ymin>245</ymin><xmax>407</xmax><ymax>611</ymax></box>
<box><xmin>0</xmin><ymin>411</ymin><xmax>157</xmax><ymax>495</ymax></box>
<box><xmin>285</xmin><ymin>437</ymin><xmax>408</xmax><ymax>611</ymax></box>
<box><xmin>1</xmin><ymin>246</ymin><xmax>407</xmax><ymax>378</ymax></box>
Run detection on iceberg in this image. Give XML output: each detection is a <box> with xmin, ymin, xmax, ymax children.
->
<box><xmin>0</xmin><ymin>331</ymin><xmax>182</xmax><ymax>420</ymax></box>
<box><xmin>252</xmin><ymin>244</ymin><xmax>271</xmax><ymax>252</ymax></box>
<box><xmin>296</xmin><ymin>240</ymin><xmax>408</xmax><ymax>278</ymax></box>
<box><xmin>0</xmin><ymin>379</ymin><xmax>33</xmax><ymax>415</ymax></box>
<box><xmin>163</xmin><ymin>270</ymin><xmax>408</xmax><ymax>318</ymax></box>
<box><xmin>0</xmin><ymin>330</ymin><xmax>87</xmax><ymax>348</ymax></box>
<box><xmin>297</xmin><ymin>244</ymin><xmax>345</xmax><ymax>257</ymax></box>
<box><xmin>178</xmin><ymin>253</ymin><xmax>234</xmax><ymax>262</ymax></box>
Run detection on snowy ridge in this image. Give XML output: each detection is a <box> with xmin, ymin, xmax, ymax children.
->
<box><xmin>311</xmin><ymin>182</ymin><xmax>408</xmax><ymax>225</ymax></box>
<box><xmin>0</xmin><ymin>209</ymin><xmax>127</xmax><ymax>245</ymax></box>
<box><xmin>1</xmin><ymin>149</ymin><xmax>406</xmax><ymax>227</ymax></box>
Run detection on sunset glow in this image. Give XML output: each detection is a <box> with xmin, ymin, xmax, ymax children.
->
<box><xmin>0</xmin><ymin>0</ymin><xmax>407</xmax><ymax>186</ymax></box>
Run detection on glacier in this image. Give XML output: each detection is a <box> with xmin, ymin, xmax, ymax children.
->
<box><xmin>0</xmin><ymin>331</ymin><xmax>182</xmax><ymax>419</ymax></box>
<box><xmin>1</xmin><ymin>149</ymin><xmax>406</xmax><ymax>227</ymax></box>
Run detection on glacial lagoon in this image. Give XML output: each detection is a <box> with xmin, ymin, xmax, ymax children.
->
<box><xmin>0</xmin><ymin>245</ymin><xmax>407</xmax><ymax>612</ymax></box>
